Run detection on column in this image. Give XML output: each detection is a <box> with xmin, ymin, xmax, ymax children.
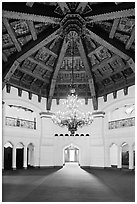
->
<box><xmin>104</xmin><ymin>145</ymin><xmax>111</xmax><ymax>167</ymax></box>
<box><xmin>117</xmin><ymin>145</ymin><xmax>122</xmax><ymax>169</ymax></box>
<box><xmin>12</xmin><ymin>147</ymin><xmax>16</xmax><ymax>170</ymax></box>
<box><xmin>129</xmin><ymin>145</ymin><xmax>134</xmax><ymax>170</ymax></box>
<box><xmin>23</xmin><ymin>146</ymin><xmax>28</xmax><ymax>169</ymax></box>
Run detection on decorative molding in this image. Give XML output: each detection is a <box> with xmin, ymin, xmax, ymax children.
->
<box><xmin>2</xmin><ymin>10</ymin><xmax>61</xmax><ymax>24</ymax></box>
<box><xmin>109</xmin><ymin>117</ymin><xmax>135</xmax><ymax>129</ymax></box>
<box><xmin>5</xmin><ymin>116</ymin><xmax>36</xmax><ymax>129</ymax></box>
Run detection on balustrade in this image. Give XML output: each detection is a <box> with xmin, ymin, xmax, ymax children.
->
<box><xmin>5</xmin><ymin>116</ymin><xmax>36</xmax><ymax>130</ymax></box>
<box><xmin>108</xmin><ymin>117</ymin><xmax>135</xmax><ymax>130</ymax></box>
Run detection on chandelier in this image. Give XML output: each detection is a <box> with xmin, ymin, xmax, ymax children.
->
<box><xmin>52</xmin><ymin>35</ymin><xmax>93</xmax><ymax>135</ymax></box>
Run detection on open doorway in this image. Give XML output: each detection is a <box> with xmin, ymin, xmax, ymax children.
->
<box><xmin>16</xmin><ymin>143</ymin><xmax>24</xmax><ymax>169</ymax></box>
<box><xmin>4</xmin><ymin>142</ymin><xmax>13</xmax><ymax>170</ymax></box>
<box><xmin>64</xmin><ymin>144</ymin><xmax>79</xmax><ymax>165</ymax></box>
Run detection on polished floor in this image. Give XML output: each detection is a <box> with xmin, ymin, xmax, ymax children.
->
<box><xmin>3</xmin><ymin>163</ymin><xmax>135</xmax><ymax>202</ymax></box>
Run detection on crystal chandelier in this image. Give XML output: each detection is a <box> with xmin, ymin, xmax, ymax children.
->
<box><xmin>52</xmin><ymin>35</ymin><xmax>93</xmax><ymax>135</ymax></box>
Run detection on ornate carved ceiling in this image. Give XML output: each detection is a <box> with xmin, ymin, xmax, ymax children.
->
<box><xmin>2</xmin><ymin>2</ymin><xmax>135</xmax><ymax>110</ymax></box>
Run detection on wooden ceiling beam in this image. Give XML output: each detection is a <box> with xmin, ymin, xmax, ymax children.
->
<box><xmin>85</xmin><ymin>8</ymin><xmax>135</xmax><ymax>22</ymax></box>
<box><xmin>27</xmin><ymin>20</ymin><xmax>37</xmax><ymax>41</ymax></box>
<box><xmin>58</xmin><ymin>3</ymin><xmax>71</xmax><ymax>14</ymax></box>
<box><xmin>76</xmin><ymin>2</ymin><xmax>88</xmax><ymax>14</ymax></box>
<box><xmin>47</xmin><ymin>39</ymin><xmax>69</xmax><ymax>110</ymax></box>
<box><xmin>92</xmin><ymin>54</ymin><xmax>117</xmax><ymax>72</ymax></box>
<box><xmin>86</xmin><ymin>26</ymin><xmax>134</xmax><ymax>61</ymax></box>
<box><xmin>88</xmin><ymin>45</ymin><xmax>103</xmax><ymax>57</ymax></box>
<box><xmin>3</xmin><ymin>60</ymin><xmax>20</xmax><ymax>89</ymax></box>
<box><xmin>2</xmin><ymin>10</ymin><xmax>61</xmax><ymax>24</ymax></box>
<box><xmin>17</xmin><ymin>28</ymin><xmax>60</xmax><ymax>63</ymax></box>
<box><xmin>109</xmin><ymin>18</ymin><xmax>120</xmax><ymax>39</ymax></box>
<box><xmin>125</xmin><ymin>26</ymin><xmax>135</xmax><ymax>50</ymax></box>
<box><xmin>3</xmin><ymin>26</ymin><xmax>59</xmax><ymax>89</ymax></box>
<box><xmin>28</xmin><ymin>57</ymin><xmax>53</xmax><ymax>72</ymax></box>
<box><xmin>76</xmin><ymin>38</ymin><xmax>98</xmax><ymax>110</ymax></box>
<box><xmin>17</xmin><ymin>66</ymin><xmax>50</xmax><ymax>83</ymax></box>
<box><xmin>41</xmin><ymin>47</ymin><xmax>57</xmax><ymax>58</ymax></box>
<box><xmin>3</xmin><ymin>17</ymin><xmax>21</xmax><ymax>52</ymax></box>
<box><xmin>2</xmin><ymin>52</ymin><xmax>8</xmax><ymax>62</ymax></box>
<box><xmin>127</xmin><ymin>58</ymin><xmax>135</xmax><ymax>72</ymax></box>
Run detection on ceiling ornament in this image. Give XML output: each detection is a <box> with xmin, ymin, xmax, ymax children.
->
<box><xmin>52</xmin><ymin>36</ymin><xmax>93</xmax><ymax>135</ymax></box>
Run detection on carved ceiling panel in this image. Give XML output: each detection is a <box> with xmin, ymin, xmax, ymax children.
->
<box><xmin>21</xmin><ymin>59</ymin><xmax>36</xmax><ymax>71</ymax></box>
<box><xmin>60</xmin><ymin>57</ymin><xmax>84</xmax><ymax>71</ymax></box>
<box><xmin>10</xmin><ymin>20</ymin><xmax>30</xmax><ymax>36</ymax></box>
<box><xmin>2</xmin><ymin>2</ymin><xmax>135</xmax><ymax>107</ymax></box>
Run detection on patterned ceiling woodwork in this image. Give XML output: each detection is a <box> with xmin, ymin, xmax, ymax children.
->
<box><xmin>2</xmin><ymin>2</ymin><xmax>135</xmax><ymax>107</ymax></box>
<box><xmin>86</xmin><ymin>26</ymin><xmax>134</xmax><ymax>61</ymax></box>
<box><xmin>3</xmin><ymin>18</ymin><xmax>22</xmax><ymax>52</ymax></box>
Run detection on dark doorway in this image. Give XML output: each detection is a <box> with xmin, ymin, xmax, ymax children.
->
<box><xmin>16</xmin><ymin>148</ymin><xmax>24</xmax><ymax>169</ymax></box>
<box><xmin>122</xmin><ymin>151</ymin><xmax>129</xmax><ymax>167</ymax></box>
<box><xmin>4</xmin><ymin>147</ymin><xmax>12</xmax><ymax>170</ymax></box>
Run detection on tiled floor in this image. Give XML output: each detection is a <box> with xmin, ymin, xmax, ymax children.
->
<box><xmin>2</xmin><ymin>163</ymin><xmax>135</xmax><ymax>202</ymax></box>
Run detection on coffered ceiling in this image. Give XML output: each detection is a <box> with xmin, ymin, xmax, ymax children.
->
<box><xmin>2</xmin><ymin>2</ymin><xmax>135</xmax><ymax>110</ymax></box>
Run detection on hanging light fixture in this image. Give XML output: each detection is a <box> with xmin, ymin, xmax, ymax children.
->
<box><xmin>52</xmin><ymin>35</ymin><xmax>93</xmax><ymax>135</ymax></box>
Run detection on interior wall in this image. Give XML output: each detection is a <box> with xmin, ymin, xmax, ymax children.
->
<box><xmin>2</xmin><ymin>85</ymin><xmax>135</xmax><ymax>168</ymax></box>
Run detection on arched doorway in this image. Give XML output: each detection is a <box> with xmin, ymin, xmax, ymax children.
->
<box><xmin>16</xmin><ymin>143</ymin><xmax>24</xmax><ymax>169</ymax></box>
<box><xmin>122</xmin><ymin>142</ymin><xmax>129</xmax><ymax>168</ymax></box>
<box><xmin>27</xmin><ymin>143</ymin><xmax>34</xmax><ymax>168</ymax></box>
<box><xmin>4</xmin><ymin>142</ymin><xmax>13</xmax><ymax>170</ymax></box>
<box><xmin>110</xmin><ymin>143</ymin><xmax>118</xmax><ymax>168</ymax></box>
<box><xmin>64</xmin><ymin>144</ymin><xmax>79</xmax><ymax>165</ymax></box>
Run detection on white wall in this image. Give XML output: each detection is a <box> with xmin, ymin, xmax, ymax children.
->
<box><xmin>2</xmin><ymin>85</ymin><xmax>135</xmax><ymax>168</ymax></box>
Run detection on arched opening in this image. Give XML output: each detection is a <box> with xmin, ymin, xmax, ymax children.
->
<box><xmin>110</xmin><ymin>143</ymin><xmax>118</xmax><ymax>168</ymax></box>
<box><xmin>122</xmin><ymin>142</ymin><xmax>129</xmax><ymax>168</ymax></box>
<box><xmin>4</xmin><ymin>142</ymin><xmax>13</xmax><ymax>170</ymax></box>
<box><xmin>27</xmin><ymin>143</ymin><xmax>34</xmax><ymax>168</ymax></box>
<box><xmin>16</xmin><ymin>143</ymin><xmax>24</xmax><ymax>169</ymax></box>
<box><xmin>64</xmin><ymin>144</ymin><xmax>79</xmax><ymax>165</ymax></box>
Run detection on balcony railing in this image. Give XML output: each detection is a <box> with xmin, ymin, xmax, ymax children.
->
<box><xmin>5</xmin><ymin>117</ymin><xmax>36</xmax><ymax>130</ymax></box>
<box><xmin>108</xmin><ymin>117</ymin><xmax>135</xmax><ymax>130</ymax></box>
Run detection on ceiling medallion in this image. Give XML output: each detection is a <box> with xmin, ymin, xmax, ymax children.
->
<box><xmin>52</xmin><ymin>35</ymin><xmax>93</xmax><ymax>135</ymax></box>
